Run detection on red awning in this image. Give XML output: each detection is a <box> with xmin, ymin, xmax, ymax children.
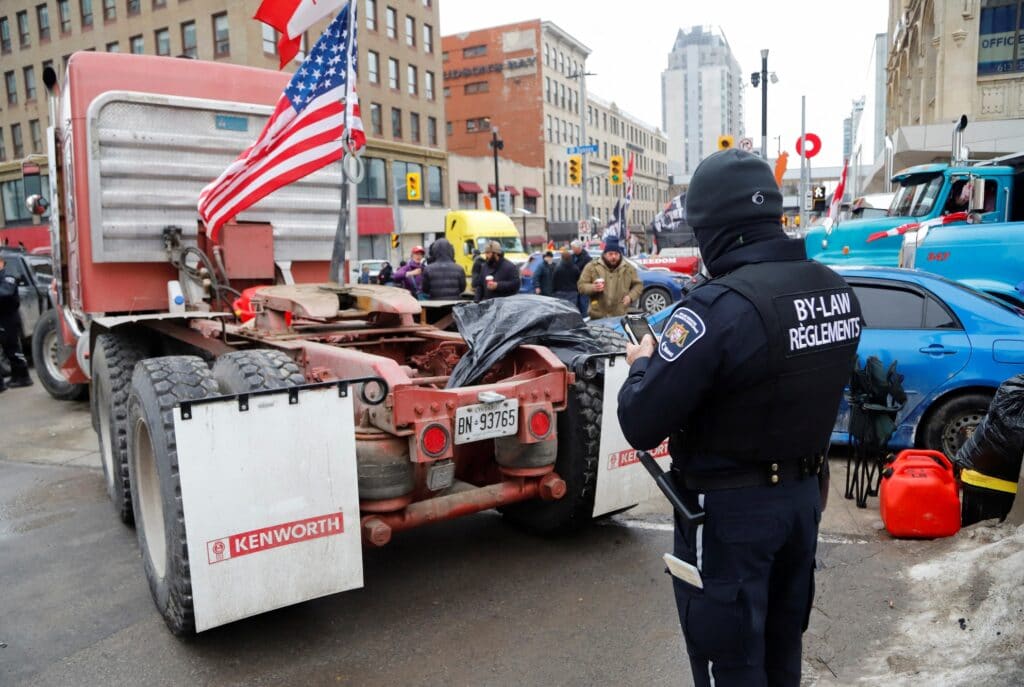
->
<box><xmin>458</xmin><ymin>181</ymin><xmax>483</xmax><ymax>193</ymax></box>
<box><xmin>522</xmin><ymin>187</ymin><xmax>541</xmax><ymax>198</ymax></box>
<box><xmin>505</xmin><ymin>185</ymin><xmax>519</xmax><ymax>196</ymax></box>
<box><xmin>357</xmin><ymin>206</ymin><xmax>394</xmax><ymax>236</ymax></box>
<box><xmin>487</xmin><ymin>183</ymin><xmax>498</xmax><ymax>194</ymax></box>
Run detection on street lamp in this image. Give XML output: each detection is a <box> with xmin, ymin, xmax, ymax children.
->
<box><xmin>750</xmin><ymin>51</ymin><xmax>777</xmax><ymax>159</ymax></box>
<box><xmin>489</xmin><ymin>127</ymin><xmax>504</xmax><ymax>209</ymax></box>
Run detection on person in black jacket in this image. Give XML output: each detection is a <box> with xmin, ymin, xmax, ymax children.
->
<box><xmin>421</xmin><ymin>238</ymin><xmax>466</xmax><ymax>300</ymax></box>
<box><xmin>617</xmin><ymin>150</ymin><xmax>862</xmax><ymax>687</ymax></box>
<box><xmin>532</xmin><ymin>251</ymin><xmax>556</xmax><ymax>296</ymax></box>
<box><xmin>552</xmin><ymin>249</ymin><xmax>580</xmax><ymax>307</ymax></box>
<box><xmin>473</xmin><ymin>241</ymin><xmax>520</xmax><ymax>301</ymax></box>
<box><xmin>570</xmin><ymin>239</ymin><xmax>592</xmax><ymax>315</ymax></box>
<box><xmin>0</xmin><ymin>254</ymin><xmax>32</xmax><ymax>391</ymax></box>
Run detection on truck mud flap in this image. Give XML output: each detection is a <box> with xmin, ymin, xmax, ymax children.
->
<box><xmin>588</xmin><ymin>355</ymin><xmax>670</xmax><ymax>518</ymax></box>
<box><xmin>173</xmin><ymin>380</ymin><xmax>378</xmax><ymax>632</ymax></box>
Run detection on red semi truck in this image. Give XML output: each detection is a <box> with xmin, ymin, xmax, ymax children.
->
<box><xmin>37</xmin><ymin>52</ymin><xmax>662</xmax><ymax>634</ymax></box>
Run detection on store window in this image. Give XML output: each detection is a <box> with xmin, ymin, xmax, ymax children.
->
<box><xmin>427</xmin><ymin>166</ymin><xmax>442</xmax><ymax>204</ymax></box>
<box><xmin>357</xmin><ymin>157</ymin><xmax>386</xmax><ymax>202</ymax></box>
<box><xmin>978</xmin><ymin>0</ymin><xmax>1024</xmax><ymax>74</ymax></box>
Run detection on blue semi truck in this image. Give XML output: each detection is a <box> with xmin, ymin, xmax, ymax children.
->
<box><xmin>806</xmin><ymin>151</ymin><xmax>1023</xmax><ymax>266</ymax></box>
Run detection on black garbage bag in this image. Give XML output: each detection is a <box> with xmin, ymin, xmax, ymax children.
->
<box><xmin>447</xmin><ymin>295</ymin><xmax>612</xmax><ymax>388</ymax></box>
<box><xmin>954</xmin><ymin>374</ymin><xmax>1024</xmax><ymax>482</ymax></box>
<box><xmin>848</xmin><ymin>355</ymin><xmax>906</xmax><ymax>450</ymax></box>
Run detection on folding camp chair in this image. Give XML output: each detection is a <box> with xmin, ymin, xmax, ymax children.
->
<box><xmin>845</xmin><ymin>356</ymin><xmax>906</xmax><ymax>508</ymax></box>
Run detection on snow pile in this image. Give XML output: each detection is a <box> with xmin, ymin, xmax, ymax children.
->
<box><xmin>862</xmin><ymin>522</ymin><xmax>1024</xmax><ymax>686</ymax></box>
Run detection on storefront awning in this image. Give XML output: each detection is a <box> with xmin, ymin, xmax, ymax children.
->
<box><xmin>458</xmin><ymin>181</ymin><xmax>483</xmax><ymax>193</ymax></box>
<box><xmin>522</xmin><ymin>187</ymin><xmax>541</xmax><ymax>198</ymax></box>
<box><xmin>504</xmin><ymin>185</ymin><xmax>519</xmax><ymax>196</ymax></box>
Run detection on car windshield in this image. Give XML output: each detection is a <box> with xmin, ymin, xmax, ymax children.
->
<box><xmin>889</xmin><ymin>174</ymin><xmax>944</xmax><ymax>218</ymax></box>
<box><xmin>477</xmin><ymin>236</ymin><xmax>524</xmax><ymax>254</ymax></box>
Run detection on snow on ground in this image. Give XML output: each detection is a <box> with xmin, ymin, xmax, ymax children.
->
<box><xmin>857</xmin><ymin>521</ymin><xmax>1024</xmax><ymax>686</ymax></box>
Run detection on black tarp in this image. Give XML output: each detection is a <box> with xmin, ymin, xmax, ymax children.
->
<box><xmin>955</xmin><ymin>374</ymin><xmax>1024</xmax><ymax>482</ymax></box>
<box><xmin>447</xmin><ymin>295</ymin><xmax>613</xmax><ymax>388</ymax></box>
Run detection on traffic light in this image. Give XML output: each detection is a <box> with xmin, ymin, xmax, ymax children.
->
<box><xmin>812</xmin><ymin>185</ymin><xmax>827</xmax><ymax>212</ymax></box>
<box><xmin>405</xmin><ymin>172</ymin><xmax>421</xmax><ymax>201</ymax></box>
<box><xmin>609</xmin><ymin>155</ymin><xmax>623</xmax><ymax>185</ymax></box>
<box><xmin>391</xmin><ymin>233</ymin><xmax>400</xmax><ymax>249</ymax></box>
<box><xmin>717</xmin><ymin>135</ymin><xmax>734</xmax><ymax>151</ymax></box>
<box><xmin>568</xmin><ymin>155</ymin><xmax>582</xmax><ymax>185</ymax></box>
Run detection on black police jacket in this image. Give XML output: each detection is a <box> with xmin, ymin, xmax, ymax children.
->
<box><xmin>616</xmin><ymin>237</ymin><xmax>862</xmax><ymax>474</ymax></box>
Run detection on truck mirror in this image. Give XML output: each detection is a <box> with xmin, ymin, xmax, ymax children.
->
<box><xmin>970</xmin><ymin>179</ymin><xmax>986</xmax><ymax>213</ymax></box>
<box><xmin>42</xmin><ymin>67</ymin><xmax>59</xmax><ymax>94</ymax></box>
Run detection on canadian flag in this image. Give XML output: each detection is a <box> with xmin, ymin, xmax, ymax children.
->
<box><xmin>256</xmin><ymin>0</ymin><xmax>348</xmax><ymax>68</ymax></box>
<box><xmin>829</xmin><ymin>158</ymin><xmax>848</xmax><ymax>219</ymax></box>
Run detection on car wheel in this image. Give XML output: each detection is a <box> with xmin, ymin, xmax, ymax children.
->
<box><xmin>640</xmin><ymin>287</ymin><xmax>671</xmax><ymax>315</ymax></box>
<box><xmin>920</xmin><ymin>392</ymin><xmax>993</xmax><ymax>459</ymax></box>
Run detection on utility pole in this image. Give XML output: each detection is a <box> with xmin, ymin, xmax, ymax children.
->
<box><xmin>570</xmin><ymin>69</ymin><xmax>595</xmax><ymax>229</ymax></box>
<box><xmin>760</xmin><ymin>49</ymin><xmax>769</xmax><ymax>159</ymax></box>
<box><xmin>490</xmin><ymin>128</ymin><xmax>503</xmax><ymax>207</ymax></box>
<box><xmin>800</xmin><ymin>95</ymin><xmax>808</xmax><ymax>229</ymax></box>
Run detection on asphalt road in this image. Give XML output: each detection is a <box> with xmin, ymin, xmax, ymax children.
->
<box><xmin>0</xmin><ymin>379</ymin><xmax>909</xmax><ymax>686</ymax></box>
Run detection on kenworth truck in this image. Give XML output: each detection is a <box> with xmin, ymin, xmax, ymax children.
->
<box><xmin>38</xmin><ymin>52</ymin><xmax>661</xmax><ymax>634</ymax></box>
<box><xmin>806</xmin><ymin>119</ymin><xmax>1024</xmax><ymax>269</ymax></box>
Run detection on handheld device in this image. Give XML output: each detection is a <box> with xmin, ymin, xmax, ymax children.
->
<box><xmin>621</xmin><ymin>314</ymin><xmax>655</xmax><ymax>346</ymax></box>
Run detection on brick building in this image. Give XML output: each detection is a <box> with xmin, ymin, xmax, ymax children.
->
<box><xmin>443</xmin><ymin>19</ymin><xmax>668</xmax><ymax>244</ymax></box>
<box><xmin>0</xmin><ymin>0</ymin><xmax>446</xmax><ymax>259</ymax></box>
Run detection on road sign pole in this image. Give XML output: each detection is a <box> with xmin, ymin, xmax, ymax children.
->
<box><xmin>800</xmin><ymin>95</ymin><xmax>807</xmax><ymax>229</ymax></box>
<box><xmin>578</xmin><ymin>71</ymin><xmax>590</xmax><ymax>228</ymax></box>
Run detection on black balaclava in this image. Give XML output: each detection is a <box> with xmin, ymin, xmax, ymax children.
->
<box><xmin>686</xmin><ymin>149</ymin><xmax>787</xmax><ymax>275</ymax></box>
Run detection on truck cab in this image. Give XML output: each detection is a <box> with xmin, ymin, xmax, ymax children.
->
<box><xmin>444</xmin><ymin>210</ymin><xmax>529</xmax><ymax>276</ymax></box>
<box><xmin>807</xmin><ymin>159</ymin><xmax>1023</xmax><ymax>266</ymax></box>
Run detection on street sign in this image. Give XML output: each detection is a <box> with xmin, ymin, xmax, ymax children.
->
<box><xmin>738</xmin><ymin>137</ymin><xmax>754</xmax><ymax>152</ymax></box>
<box><xmin>796</xmin><ymin>133</ymin><xmax>822</xmax><ymax>159</ymax></box>
<box><xmin>567</xmin><ymin>144</ymin><xmax>599</xmax><ymax>155</ymax></box>
<box><xmin>497</xmin><ymin>191</ymin><xmax>512</xmax><ymax>214</ymax></box>
<box><xmin>578</xmin><ymin>219</ymin><xmax>591</xmax><ymax>238</ymax></box>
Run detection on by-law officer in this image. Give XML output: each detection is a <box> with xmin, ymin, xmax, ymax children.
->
<box><xmin>617</xmin><ymin>149</ymin><xmax>862</xmax><ymax>687</ymax></box>
<box><xmin>0</xmin><ymin>254</ymin><xmax>34</xmax><ymax>391</ymax></box>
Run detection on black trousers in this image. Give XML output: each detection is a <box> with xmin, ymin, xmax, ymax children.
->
<box><xmin>0</xmin><ymin>313</ymin><xmax>30</xmax><ymax>382</ymax></box>
<box><xmin>672</xmin><ymin>476</ymin><xmax>820</xmax><ymax>687</ymax></box>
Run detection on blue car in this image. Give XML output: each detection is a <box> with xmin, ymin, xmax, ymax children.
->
<box><xmin>597</xmin><ymin>267</ymin><xmax>1024</xmax><ymax>457</ymax></box>
<box><xmin>518</xmin><ymin>252</ymin><xmax>689</xmax><ymax>314</ymax></box>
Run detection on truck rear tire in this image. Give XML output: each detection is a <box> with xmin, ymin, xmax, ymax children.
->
<box><xmin>501</xmin><ymin>327</ymin><xmax>626</xmax><ymax>534</ymax></box>
<box><xmin>32</xmin><ymin>309</ymin><xmax>88</xmax><ymax>401</ymax></box>
<box><xmin>126</xmin><ymin>356</ymin><xmax>220</xmax><ymax>636</ymax></box>
<box><xmin>211</xmin><ymin>349</ymin><xmax>306</xmax><ymax>393</ymax></box>
<box><xmin>91</xmin><ymin>333</ymin><xmax>148</xmax><ymax>525</ymax></box>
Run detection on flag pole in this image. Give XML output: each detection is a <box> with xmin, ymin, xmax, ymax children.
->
<box><xmin>329</xmin><ymin>1</ymin><xmax>360</xmax><ymax>285</ymax></box>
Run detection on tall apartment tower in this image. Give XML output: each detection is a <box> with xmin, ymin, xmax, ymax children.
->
<box><xmin>661</xmin><ymin>26</ymin><xmax>744</xmax><ymax>178</ymax></box>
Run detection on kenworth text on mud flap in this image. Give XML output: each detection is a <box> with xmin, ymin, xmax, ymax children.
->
<box><xmin>36</xmin><ymin>51</ymin><xmax>657</xmax><ymax>634</ymax></box>
<box><xmin>806</xmin><ymin>116</ymin><xmax>1024</xmax><ymax>272</ymax></box>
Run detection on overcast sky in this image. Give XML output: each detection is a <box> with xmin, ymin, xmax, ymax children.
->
<box><xmin>439</xmin><ymin>0</ymin><xmax>890</xmax><ymax>169</ymax></box>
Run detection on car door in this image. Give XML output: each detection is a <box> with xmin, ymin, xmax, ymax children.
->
<box><xmin>4</xmin><ymin>257</ymin><xmax>42</xmax><ymax>338</ymax></box>
<box><xmin>832</xmin><ymin>279</ymin><xmax>971</xmax><ymax>445</ymax></box>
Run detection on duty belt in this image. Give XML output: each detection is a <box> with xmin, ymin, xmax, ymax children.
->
<box><xmin>675</xmin><ymin>455</ymin><xmax>824</xmax><ymax>492</ymax></box>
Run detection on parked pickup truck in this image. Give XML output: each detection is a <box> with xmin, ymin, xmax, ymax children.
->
<box><xmin>899</xmin><ymin>220</ymin><xmax>1024</xmax><ymax>307</ymax></box>
<box><xmin>806</xmin><ymin>118</ymin><xmax>1024</xmax><ymax>268</ymax></box>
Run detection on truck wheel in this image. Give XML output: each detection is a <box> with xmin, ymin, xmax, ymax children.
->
<box><xmin>640</xmin><ymin>287</ymin><xmax>672</xmax><ymax>315</ymax></box>
<box><xmin>920</xmin><ymin>392</ymin><xmax>993</xmax><ymax>459</ymax></box>
<box><xmin>501</xmin><ymin>327</ymin><xmax>626</xmax><ymax>534</ymax></box>
<box><xmin>126</xmin><ymin>356</ymin><xmax>219</xmax><ymax>636</ymax></box>
<box><xmin>91</xmin><ymin>333</ymin><xmax>148</xmax><ymax>525</ymax></box>
<box><xmin>211</xmin><ymin>349</ymin><xmax>306</xmax><ymax>393</ymax></box>
<box><xmin>32</xmin><ymin>309</ymin><xmax>88</xmax><ymax>401</ymax></box>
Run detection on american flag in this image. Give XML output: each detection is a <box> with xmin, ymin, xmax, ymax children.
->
<box><xmin>198</xmin><ymin>4</ymin><xmax>365</xmax><ymax>240</ymax></box>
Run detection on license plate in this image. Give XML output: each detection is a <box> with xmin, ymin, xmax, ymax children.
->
<box><xmin>454</xmin><ymin>399</ymin><xmax>519</xmax><ymax>444</ymax></box>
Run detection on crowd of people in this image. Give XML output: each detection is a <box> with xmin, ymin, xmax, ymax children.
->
<box><xmin>366</xmin><ymin>235</ymin><xmax>642</xmax><ymax>320</ymax></box>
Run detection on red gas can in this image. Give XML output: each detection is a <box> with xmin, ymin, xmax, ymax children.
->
<box><xmin>879</xmin><ymin>449</ymin><xmax>961</xmax><ymax>538</ymax></box>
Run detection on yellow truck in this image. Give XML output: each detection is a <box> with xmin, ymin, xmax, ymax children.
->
<box><xmin>444</xmin><ymin>210</ymin><xmax>529</xmax><ymax>277</ymax></box>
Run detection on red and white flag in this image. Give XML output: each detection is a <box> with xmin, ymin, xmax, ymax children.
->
<box><xmin>865</xmin><ymin>211</ymin><xmax>969</xmax><ymax>243</ymax></box>
<box><xmin>255</xmin><ymin>0</ymin><xmax>348</xmax><ymax>68</ymax></box>
<box><xmin>829</xmin><ymin>158</ymin><xmax>848</xmax><ymax>219</ymax></box>
<box><xmin>198</xmin><ymin>5</ymin><xmax>365</xmax><ymax>240</ymax></box>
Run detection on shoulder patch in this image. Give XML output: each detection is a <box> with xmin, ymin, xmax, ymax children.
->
<box><xmin>658</xmin><ymin>307</ymin><xmax>706</xmax><ymax>362</ymax></box>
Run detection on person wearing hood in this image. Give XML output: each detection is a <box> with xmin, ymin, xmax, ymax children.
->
<box><xmin>552</xmin><ymin>248</ymin><xmax>581</xmax><ymax>307</ymax></box>
<box><xmin>421</xmin><ymin>238</ymin><xmax>466</xmax><ymax>300</ymax></box>
<box><xmin>577</xmin><ymin>235</ymin><xmax>642</xmax><ymax>319</ymax></box>
<box><xmin>616</xmin><ymin>149</ymin><xmax>862</xmax><ymax>687</ymax></box>
<box><xmin>473</xmin><ymin>240</ymin><xmax>520</xmax><ymax>301</ymax></box>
